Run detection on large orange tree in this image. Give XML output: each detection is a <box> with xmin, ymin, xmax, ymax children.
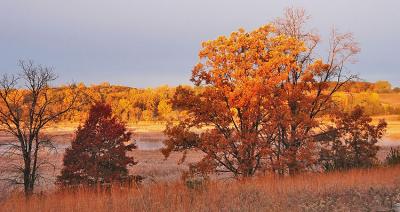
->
<box><xmin>163</xmin><ymin>9</ymin><xmax>360</xmax><ymax>177</ymax></box>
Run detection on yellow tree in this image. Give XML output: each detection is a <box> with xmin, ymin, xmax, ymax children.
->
<box><xmin>157</xmin><ymin>99</ymin><xmax>173</xmax><ymax>121</ymax></box>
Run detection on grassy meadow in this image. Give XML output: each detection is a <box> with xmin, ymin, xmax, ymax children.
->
<box><xmin>379</xmin><ymin>93</ymin><xmax>400</xmax><ymax>107</ymax></box>
<box><xmin>1</xmin><ymin>166</ymin><xmax>400</xmax><ymax>212</ymax></box>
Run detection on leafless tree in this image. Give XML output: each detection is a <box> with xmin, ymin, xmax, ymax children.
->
<box><xmin>0</xmin><ymin>60</ymin><xmax>79</xmax><ymax>196</ymax></box>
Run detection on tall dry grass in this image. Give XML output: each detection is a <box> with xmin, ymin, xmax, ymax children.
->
<box><xmin>1</xmin><ymin>166</ymin><xmax>400</xmax><ymax>212</ymax></box>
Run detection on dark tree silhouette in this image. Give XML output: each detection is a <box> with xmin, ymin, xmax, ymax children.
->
<box><xmin>0</xmin><ymin>60</ymin><xmax>79</xmax><ymax>196</ymax></box>
<box><xmin>57</xmin><ymin>102</ymin><xmax>137</xmax><ymax>186</ymax></box>
<box><xmin>319</xmin><ymin>106</ymin><xmax>387</xmax><ymax>170</ymax></box>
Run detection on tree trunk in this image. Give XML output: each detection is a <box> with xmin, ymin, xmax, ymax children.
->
<box><xmin>23</xmin><ymin>151</ymin><xmax>35</xmax><ymax>197</ymax></box>
<box><xmin>23</xmin><ymin>169</ymin><xmax>34</xmax><ymax>197</ymax></box>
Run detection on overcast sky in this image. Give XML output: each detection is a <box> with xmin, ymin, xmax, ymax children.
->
<box><xmin>0</xmin><ymin>0</ymin><xmax>399</xmax><ymax>87</ymax></box>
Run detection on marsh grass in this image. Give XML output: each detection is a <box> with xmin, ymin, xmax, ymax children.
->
<box><xmin>1</xmin><ymin>166</ymin><xmax>400</xmax><ymax>212</ymax></box>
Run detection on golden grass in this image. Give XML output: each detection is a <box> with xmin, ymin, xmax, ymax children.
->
<box><xmin>129</xmin><ymin>149</ymin><xmax>203</xmax><ymax>182</ymax></box>
<box><xmin>379</xmin><ymin>93</ymin><xmax>400</xmax><ymax>106</ymax></box>
<box><xmin>39</xmin><ymin>122</ymin><xmax>169</xmax><ymax>135</ymax></box>
<box><xmin>5</xmin><ymin>116</ymin><xmax>399</xmax><ymax>142</ymax></box>
<box><xmin>371</xmin><ymin>115</ymin><xmax>400</xmax><ymax>142</ymax></box>
<box><xmin>386</xmin><ymin>121</ymin><xmax>400</xmax><ymax>141</ymax></box>
<box><xmin>1</xmin><ymin>166</ymin><xmax>400</xmax><ymax>212</ymax></box>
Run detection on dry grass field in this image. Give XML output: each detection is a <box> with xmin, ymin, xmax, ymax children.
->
<box><xmin>1</xmin><ymin>166</ymin><xmax>400</xmax><ymax>212</ymax></box>
<box><xmin>373</xmin><ymin>115</ymin><xmax>400</xmax><ymax>142</ymax></box>
<box><xmin>379</xmin><ymin>93</ymin><xmax>400</xmax><ymax>106</ymax></box>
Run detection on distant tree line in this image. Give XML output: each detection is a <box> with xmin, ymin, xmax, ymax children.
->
<box><xmin>48</xmin><ymin>80</ymin><xmax>400</xmax><ymax>124</ymax></box>
<box><xmin>57</xmin><ymin>83</ymin><xmax>179</xmax><ymax>123</ymax></box>
<box><xmin>336</xmin><ymin>80</ymin><xmax>397</xmax><ymax>93</ymax></box>
<box><xmin>1</xmin><ymin>79</ymin><xmax>397</xmax><ymax>126</ymax></box>
<box><xmin>332</xmin><ymin>80</ymin><xmax>400</xmax><ymax>115</ymax></box>
<box><xmin>333</xmin><ymin>91</ymin><xmax>400</xmax><ymax>116</ymax></box>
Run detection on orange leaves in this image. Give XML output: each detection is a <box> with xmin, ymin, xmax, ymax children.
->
<box><xmin>162</xmin><ymin>122</ymin><xmax>200</xmax><ymax>160</ymax></box>
<box><xmin>165</xmin><ymin>9</ymin><xmax>362</xmax><ymax>178</ymax></box>
<box><xmin>165</xmin><ymin>24</ymin><xmax>314</xmax><ymax>177</ymax></box>
<box><xmin>191</xmin><ymin>24</ymin><xmax>310</xmax><ymax>116</ymax></box>
<box><xmin>306</xmin><ymin>59</ymin><xmax>330</xmax><ymax>77</ymax></box>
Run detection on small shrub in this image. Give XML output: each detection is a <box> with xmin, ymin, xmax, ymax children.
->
<box><xmin>319</xmin><ymin>106</ymin><xmax>387</xmax><ymax>171</ymax></box>
<box><xmin>57</xmin><ymin>102</ymin><xmax>138</xmax><ymax>186</ymax></box>
<box><xmin>185</xmin><ymin>178</ymin><xmax>207</xmax><ymax>190</ymax></box>
<box><xmin>385</xmin><ymin>147</ymin><xmax>400</xmax><ymax>166</ymax></box>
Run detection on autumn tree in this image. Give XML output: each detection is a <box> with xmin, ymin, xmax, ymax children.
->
<box><xmin>0</xmin><ymin>60</ymin><xmax>79</xmax><ymax>196</ymax></box>
<box><xmin>265</xmin><ymin>8</ymin><xmax>360</xmax><ymax>175</ymax></box>
<box><xmin>57</xmin><ymin>102</ymin><xmax>137</xmax><ymax>186</ymax></box>
<box><xmin>163</xmin><ymin>24</ymin><xmax>301</xmax><ymax>178</ymax></box>
<box><xmin>319</xmin><ymin>107</ymin><xmax>387</xmax><ymax>170</ymax></box>
<box><xmin>373</xmin><ymin>80</ymin><xmax>392</xmax><ymax>93</ymax></box>
<box><xmin>157</xmin><ymin>99</ymin><xmax>173</xmax><ymax>121</ymax></box>
<box><xmin>162</xmin><ymin>8</ymin><xmax>360</xmax><ymax>178</ymax></box>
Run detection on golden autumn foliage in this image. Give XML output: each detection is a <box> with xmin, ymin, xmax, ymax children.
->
<box><xmin>165</xmin><ymin>24</ymin><xmax>308</xmax><ymax>177</ymax></box>
<box><xmin>3</xmin><ymin>81</ymin><xmax>396</xmax><ymax>125</ymax></box>
<box><xmin>55</xmin><ymin>84</ymin><xmax>179</xmax><ymax>123</ymax></box>
<box><xmin>161</xmin><ymin>8</ymin><xmax>386</xmax><ymax>178</ymax></box>
<box><xmin>334</xmin><ymin>91</ymin><xmax>400</xmax><ymax>115</ymax></box>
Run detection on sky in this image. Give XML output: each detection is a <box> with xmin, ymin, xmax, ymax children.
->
<box><xmin>0</xmin><ymin>0</ymin><xmax>399</xmax><ymax>88</ymax></box>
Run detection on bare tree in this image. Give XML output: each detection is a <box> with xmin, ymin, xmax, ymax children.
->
<box><xmin>0</xmin><ymin>60</ymin><xmax>79</xmax><ymax>196</ymax></box>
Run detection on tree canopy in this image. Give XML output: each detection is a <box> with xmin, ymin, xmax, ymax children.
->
<box><xmin>162</xmin><ymin>8</ymin><xmax>385</xmax><ymax>178</ymax></box>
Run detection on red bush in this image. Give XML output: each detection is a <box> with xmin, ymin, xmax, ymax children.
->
<box><xmin>57</xmin><ymin>102</ymin><xmax>137</xmax><ymax>185</ymax></box>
